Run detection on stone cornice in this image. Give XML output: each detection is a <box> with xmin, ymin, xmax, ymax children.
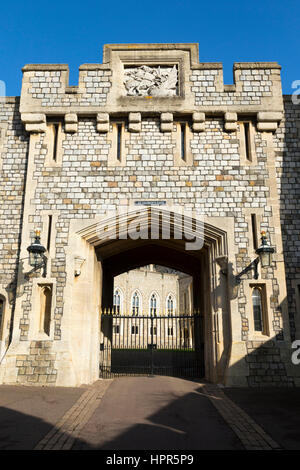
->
<box><xmin>103</xmin><ymin>43</ymin><xmax>200</xmax><ymax>66</ymax></box>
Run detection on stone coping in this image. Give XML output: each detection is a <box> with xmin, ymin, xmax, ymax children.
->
<box><xmin>22</xmin><ymin>64</ymin><xmax>69</xmax><ymax>72</ymax></box>
<box><xmin>0</xmin><ymin>96</ymin><xmax>20</xmax><ymax>103</ymax></box>
<box><xmin>234</xmin><ymin>62</ymin><xmax>281</xmax><ymax>70</ymax></box>
<box><xmin>21</xmin><ymin>61</ymin><xmax>281</xmax><ymax>72</ymax></box>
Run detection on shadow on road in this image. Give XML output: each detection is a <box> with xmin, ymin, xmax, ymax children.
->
<box><xmin>73</xmin><ymin>378</ymin><xmax>243</xmax><ymax>450</ymax></box>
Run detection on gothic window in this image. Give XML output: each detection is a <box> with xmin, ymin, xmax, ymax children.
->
<box><xmin>132</xmin><ymin>291</ymin><xmax>140</xmax><ymax>316</ymax></box>
<box><xmin>150</xmin><ymin>293</ymin><xmax>157</xmax><ymax>317</ymax></box>
<box><xmin>252</xmin><ymin>287</ymin><xmax>263</xmax><ymax>332</ymax></box>
<box><xmin>113</xmin><ymin>289</ymin><xmax>122</xmax><ymax>315</ymax></box>
<box><xmin>167</xmin><ymin>294</ymin><xmax>175</xmax><ymax>316</ymax></box>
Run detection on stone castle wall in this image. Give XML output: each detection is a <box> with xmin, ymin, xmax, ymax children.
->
<box><xmin>0</xmin><ymin>44</ymin><xmax>299</xmax><ymax>387</ymax></box>
<box><xmin>0</xmin><ymin>98</ymin><xmax>28</xmax><ymax>352</ymax></box>
<box><xmin>275</xmin><ymin>96</ymin><xmax>300</xmax><ymax>341</ymax></box>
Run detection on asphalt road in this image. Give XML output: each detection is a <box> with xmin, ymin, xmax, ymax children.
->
<box><xmin>0</xmin><ymin>384</ymin><xmax>86</xmax><ymax>450</ymax></box>
<box><xmin>224</xmin><ymin>387</ymin><xmax>300</xmax><ymax>451</ymax></box>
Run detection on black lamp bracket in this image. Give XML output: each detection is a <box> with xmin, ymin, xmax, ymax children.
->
<box><xmin>235</xmin><ymin>257</ymin><xmax>259</xmax><ymax>285</ymax></box>
<box><xmin>25</xmin><ymin>254</ymin><xmax>47</xmax><ymax>279</ymax></box>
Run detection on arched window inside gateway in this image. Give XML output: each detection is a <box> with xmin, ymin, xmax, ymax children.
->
<box><xmin>131</xmin><ymin>291</ymin><xmax>140</xmax><ymax>316</ymax></box>
<box><xmin>113</xmin><ymin>289</ymin><xmax>121</xmax><ymax>314</ymax></box>
<box><xmin>167</xmin><ymin>294</ymin><xmax>174</xmax><ymax>316</ymax></box>
<box><xmin>150</xmin><ymin>293</ymin><xmax>157</xmax><ymax>317</ymax></box>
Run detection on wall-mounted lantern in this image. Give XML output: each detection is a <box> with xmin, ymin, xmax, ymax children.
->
<box><xmin>255</xmin><ymin>231</ymin><xmax>275</xmax><ymax>268</ymax></box>
<box><xmin>236</xmin><ymin>231</ymin><xmax>274</xmax><ymax>284</ymax></box>
<box><xmin>27</xmin><ymin>230</ymin><xmax>47</xmax><ymax>277</ymax></box>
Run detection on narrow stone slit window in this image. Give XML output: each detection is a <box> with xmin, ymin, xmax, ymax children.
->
<box><xmin>117</xmin><ymin>124</ymin><xmax>122</xmax><ymax>161</ymax></box>
<box><xmin>53</xmin><ymin>123</ymin><xmax>59</xmax><ymax>162</ymax></box>
<box><xmin>0</xmin><ymin>297</ymin><xmax>5</xmax><ymax>339</ymax></box>
<box><xmin>46</xmin><ymin>118</ymin><xmax>63</xmax><ymax>165</ymax></box>
<box><xmin>39</xmin><ymin>285</ymin><xmax>52</xmax><ymax>336</ymax></box>
<box><xmin>243</xmin><ymin>122</ymin><xmax>252</xmax><ymax>161</ymax></box>
<box><xmin>47</xmin><ymin>215</ymin><xmax>52</xmax><ymax>252</ymax></box>
<box><xmin>180</xmin><ymin>123</ymin><xmax>186</xmax><ymax>160</ymax></box>
<box><xmin>251</xmin><ymin>214</ymin><xmax>258</xmax><ymax>250</ymax></box>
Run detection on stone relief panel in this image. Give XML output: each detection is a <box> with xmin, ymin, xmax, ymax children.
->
<box><xmin>124</xmin><ymin>65</ymin><xmax>178</xmax><ymax>97</ymax></box>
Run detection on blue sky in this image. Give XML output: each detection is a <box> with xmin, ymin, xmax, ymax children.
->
<box><xmin>1</xmin><ymin>0</ymin><xmax>299</xmax><ymax>95</ymax></box>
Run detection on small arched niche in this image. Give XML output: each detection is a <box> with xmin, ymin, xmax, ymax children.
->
<box><xmin>39</xmin><ymin>284</ymin><xmax>52</xmax><ymax>336</ymax></box>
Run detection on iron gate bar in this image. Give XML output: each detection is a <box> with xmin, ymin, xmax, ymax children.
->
<box><xmin>99</xmin><ymin>311</ymin><xmax>204</xmax><ymax>379</ymax></box>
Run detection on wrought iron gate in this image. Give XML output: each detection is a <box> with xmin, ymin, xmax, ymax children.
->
<box><xmin>99</xmin><ymin>310</ymin><xmax>204</xmax><ymax>378</ymax></box>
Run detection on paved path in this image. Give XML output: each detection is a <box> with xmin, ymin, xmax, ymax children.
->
<box><xmin>203</xmin><ymin>384</ymin><xmax>281</xmax><ymax>450</ymax></box>
<box><xmin>0</xmin><ymin>377</ymin><xmax>285</xmax><ymax>450</ymax></box>
<box><xmin>73</xmin><ymin>377</ymin><xmax>244</xmax><ymax>450</ymax></box>
<box><xmin>34</xmin><ymin>380</ymin><xmax>113</xmax><ymax>450</ymax></box>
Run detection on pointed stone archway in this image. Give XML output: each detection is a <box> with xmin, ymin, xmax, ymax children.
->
<box><xmin>58</xmin><ymin>207</ymin><xmax>245</xmax><ymax>387</ymax></box>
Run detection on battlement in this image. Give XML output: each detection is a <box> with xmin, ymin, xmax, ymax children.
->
<box><xmin>19</xmin><ymin>43</ymin><xmax>284</xmax><ymax>133</ymax></box>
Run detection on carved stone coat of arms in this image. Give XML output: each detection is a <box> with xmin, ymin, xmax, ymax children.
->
<box><xmin>124</xmin><ymin>65</ymin><xmax>178</xmax><ymax>97</ymax></box>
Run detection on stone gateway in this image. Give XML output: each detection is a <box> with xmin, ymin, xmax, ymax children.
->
<box><xmin>0</xmin><ymin>43</ymin><xmax>299</xmax><ymax>387</ymax></box>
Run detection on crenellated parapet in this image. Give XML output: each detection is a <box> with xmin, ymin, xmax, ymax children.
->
<box><xmin>20</xmin><ymin>43</ymin><xmax>284</xmax><ymax>133</ymax></box>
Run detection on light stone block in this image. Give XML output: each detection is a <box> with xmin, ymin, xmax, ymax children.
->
<box><xmin>129</xmin><ymin>112</ymin><xmax>141</xmax><ymax>123</ymax></box>
<box><xmin>97</xmin><ymin>113</ymin><xmax>109</xmax><ymax>123</ymax></box>
<box><xmin>225</xmin><ymin>112</ymin><xmax>237</xmax><ymax>122</ymax></box>
<box><xmin>25</xmin><ymin>122</ymin><xmax>46</xmax><ymax>133</ymax></box>
<box><xmin>161</xmin><ymin>113</ymin><xmax>173</xmax><ymax>122</ymax></box>
<box><xmin>160</xmin><ymin>122</ymin><xmax>173</xmax><ymax>132</ymax></box>
<box><xmin>65</xmin><ymin>123</ymin><xmax>78</xmax><ymax>133</ymax></box>
<box><xmin>193</xmin><ymin>112</ymin><xmax>205</xmax><ymax>122</ymax></box>
<box><xmin>257</xmin><ymin>112</ymin><xmax>283</xmax><ymax>122</ymax></box>
<box><xmin>128</xmin><ymin>122</ymin><xmax>141</xmax><ymax>133</ymax></box>
<box><xmin>257</xmin><ymin>122</ymin><xmax>278</xmax><ymax>131</ymax></box>
<box><xmin>225</xmin><ymin>122</ymin><xmax>237</xmax><ymax>132</ymax></box>
<box><xmin>97</xmin><ymin>122</ymin><xmax>109</xmax><ymax>133</ymax></box>
<box><xmin>193</xmin><ymin>122</ymin><xmax>205</xmax><ymax>132</ymax></box>
<box><xmin>65</xmin><ymin>113</ymin><xmax>78</xmax><ymax>123</ymax></box>
<box><xmin>21</xmin><ymin>113</ymin><xmax>46</xmax><ymax>124</ymax></box>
